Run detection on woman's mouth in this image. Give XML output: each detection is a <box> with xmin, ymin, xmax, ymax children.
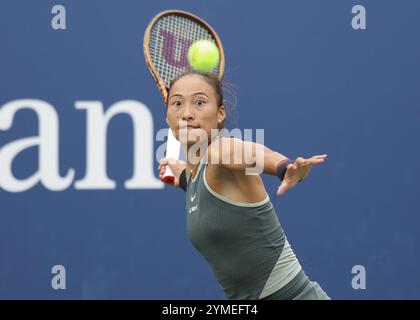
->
<box><xmin>180</xmin><ymin>124</ymin><xmax>199</xmax><ymax>129</ymax></box>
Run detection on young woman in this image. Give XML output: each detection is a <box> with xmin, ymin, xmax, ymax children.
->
<box><xmin>158</xmin><ymin>71</ymin><xmax>330</xmax><ymax>300</ymax></box>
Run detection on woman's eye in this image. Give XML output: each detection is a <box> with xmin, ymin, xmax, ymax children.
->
<box><xmin>173</xmin><ymin>101</ymin><xmax>182</xmax><ymax>107</ymax></box>
<box><xmin>195</xmin><ymin>100</ymin><xmax>205</xmax><ymax>106</ymax></box>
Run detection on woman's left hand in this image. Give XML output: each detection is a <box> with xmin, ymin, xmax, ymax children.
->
<box><xmin>276</xmin><ymin>154</ymin><xmax>328</xmax><ymax>196</ymax></box>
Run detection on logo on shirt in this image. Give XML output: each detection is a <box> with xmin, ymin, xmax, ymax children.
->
<box><xmin>189</xmin><ymin>205</ymin><xmax>198</xmax><ymax>214</ymax></box>
<box><xmin>189</xmin><ymin>192</ymin><xmax>198</xmax><ymax>213</ymax></box>
<box><xmin>190</xmin><ymin>192</ymin><xmax>196</xmax><ymax>202</ymax></box>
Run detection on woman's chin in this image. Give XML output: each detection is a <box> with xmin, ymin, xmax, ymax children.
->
<box><xmin>178</xmin><ymin>128</ymin><xmax>208</xmax><ymax>145</ymax></box>
<box><xmin>186</xmin><ymin>138</ymin><xmax>208</xmax><ymax>148</ymax></box>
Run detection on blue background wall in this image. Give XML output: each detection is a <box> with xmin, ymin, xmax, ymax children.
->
<box><xmin>0</xmin><ymin>0</ymin><xmax>419</xmax><ymax>299</ymax></box>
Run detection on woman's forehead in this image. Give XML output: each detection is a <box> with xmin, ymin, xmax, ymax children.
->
<box><xmin>170</xmin><ymin>75</ymin><xmax>214</xmax><ymax>97</ymax></box>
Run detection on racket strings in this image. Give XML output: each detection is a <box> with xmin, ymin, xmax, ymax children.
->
<box><xmin>149</xmin><ymin>14</ymin><xmax>220</xmax><ymax>89</ymax></box>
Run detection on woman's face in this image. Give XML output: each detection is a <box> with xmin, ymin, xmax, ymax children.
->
<box><xmin>166</xmin><ymin>74</ymin><xmax>225</xmax><ymax>147</ymax></box>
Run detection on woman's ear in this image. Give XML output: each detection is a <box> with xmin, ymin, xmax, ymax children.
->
<box><xmin>218</xmin><ymin>105</ymin><xmax>226</xmax><ymax>123</ymax></box>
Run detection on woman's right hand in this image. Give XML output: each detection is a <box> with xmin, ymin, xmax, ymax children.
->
<box><xmin>158</xmin><ymin>158</ymin><xmax>187</xmax><ymax>188</ymax></box>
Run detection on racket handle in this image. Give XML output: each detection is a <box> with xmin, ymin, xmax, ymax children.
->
<box><xmin>161</xmin><ymin>165</ymin><xmax>175</xmax><ymax>185</ymax></box>
<box><xmin>161</xmin><ymin>128</ymin><xmax>180</xmax><ymax>185</ymax></box>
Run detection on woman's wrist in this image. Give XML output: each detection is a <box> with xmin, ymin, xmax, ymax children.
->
<box><xmin>275</xmin><ymin>158</ymin><xmax>303</xmax><ymax>183</ymax></box>
<box><xmin>275</xmin><ymin>159</ymin><xmax>294</xmax><ymax>181</ymax></box>
<box><xmin>179</xmin><ymin>169</ymin><xmax>187</xmax><ymax>191</ymax></box>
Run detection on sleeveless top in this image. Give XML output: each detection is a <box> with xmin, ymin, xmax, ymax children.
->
<box><xmin>186</xmin><ymin>156</ymin><xmax>302</xmax><ymax>299</ymax></box>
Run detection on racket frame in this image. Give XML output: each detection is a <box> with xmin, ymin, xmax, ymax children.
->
<box><xmin>143</xmin><ymin>9</ymin><xmax>225</xmax><ymax>103</ymax></box>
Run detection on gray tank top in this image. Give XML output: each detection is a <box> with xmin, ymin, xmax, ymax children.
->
<box><xmin>186</xmin><ymin>156</ymin><xmax>302</xmax><ymax>299</ymax></box>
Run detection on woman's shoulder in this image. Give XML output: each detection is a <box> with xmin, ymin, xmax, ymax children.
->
<box><xmin>207</xmin><ymin>136</ymin><xmax>241</xmax><ymax>162</ymax></box>
<box><xmin>206</xmin><ymin>136</ymin><xmax>245</xmax><ymax>179</ymax></box>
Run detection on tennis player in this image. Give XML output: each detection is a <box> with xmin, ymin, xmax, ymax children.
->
<box><xmin>158</xmin><ymin>71</ymin><xmax>330</xmax><ymax>300</ymax></box>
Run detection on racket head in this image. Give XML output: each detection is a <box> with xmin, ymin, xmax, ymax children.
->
<box><xmin>143</xmin><ymin>10</ymin><xmax>225</xmax><ymax>103</ymax></box>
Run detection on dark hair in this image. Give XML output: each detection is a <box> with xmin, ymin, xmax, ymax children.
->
<box><xmin>167</xmin><ymin>71</ymin><xmax>232</xmax><ymax>129</ymax></box>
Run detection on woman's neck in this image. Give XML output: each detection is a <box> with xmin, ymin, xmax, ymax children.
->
<box><xmin>184</xmin><ymin>141</ymin><xmax>208</xmax><ymax>169</ymax></box>
<box><xmin>184</xmin><ymin>133</ymin><xmax>220</xmax><ymax>170</ymax></box>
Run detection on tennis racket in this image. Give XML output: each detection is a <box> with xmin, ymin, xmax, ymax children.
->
<box><xmin>143</xmin><ymin>10</ymin><xmax>225</xmax><ymax>185</ymax></box>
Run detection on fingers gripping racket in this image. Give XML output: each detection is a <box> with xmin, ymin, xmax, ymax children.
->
<box><xmin>143</xmin><ymin>10</ymin><xmax>225</xmax><ymax>184</ymax></box>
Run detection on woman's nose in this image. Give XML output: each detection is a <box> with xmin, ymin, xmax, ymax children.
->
<box><xmin>181</xmin><ymin>104</ymin><xmax>194</xmax><ymax>120</ymax></box>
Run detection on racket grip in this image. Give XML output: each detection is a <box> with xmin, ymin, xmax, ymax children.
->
<box><xmin>161</xmin><ymin>165</ymin><xmax>175</xmax><ymax>185</ymax></box>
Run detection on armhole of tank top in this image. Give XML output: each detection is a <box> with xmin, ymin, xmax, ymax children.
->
<box><xmin>202</xmin><ymin>165</ymin><xmax>270</xmax><ymax>207</ymax></box>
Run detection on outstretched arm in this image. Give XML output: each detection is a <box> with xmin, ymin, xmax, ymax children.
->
<box><xmin>158</xmin><ymin>137</ymin><xmax>328</xmax><ymax>196</ymax></box>
<box><xmin>210</xmin><ymin>137</ymin><xmax>327</xmax><ymax>196</ymax></box>
<box><xmin>208</xmin><ymin>137</ymin><xmax>288</xmax><ymax>174</ymax></box>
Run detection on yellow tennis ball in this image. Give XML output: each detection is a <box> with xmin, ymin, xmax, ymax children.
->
<box><xmin>188</xmin><ymin>40</ymin><xmax>220</xmax><ymax>72</ymax></box>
